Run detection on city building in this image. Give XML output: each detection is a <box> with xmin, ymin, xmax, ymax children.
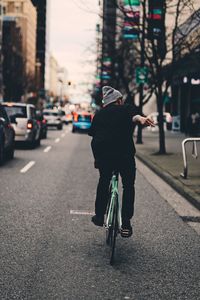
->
<box><xmin>95</xmin><ymin>0</ymin><xmax>200</xmax><ymax>135</ymax></box>
<box><xmin>170</xmin><ymin>8</ymin><xmax>200</xmax><ymax>134</ymax></box>
<box><xmin>31</xmin><ymin>0</ymin><xmax>48</xmax><ymax>97</ymax></box>
<box><xmin>3</xmin><ymin>0</ymin><xmax>37</xmax><ymax>101</ymax></box>
<box><xmin>57</xmin><ymin>67</ymin><xmax>69</xmax><ymax>102</ymax></box>
<box><xmin>4</xmin><ymin>0</ymin><xmax>37</xmax><ymax>77</ymax></box>
<box><xmin>3</xmin><ymin>17</ymin><xmax>24</xmax><ymax>101</ymax></box>
<box><xmin>0</xmin><ymin>0</ymin><xmax>3</xmax><ymax>100</ymax></box>
<box><xmin>49</xmin><ymin>54</ymin><xmax>58</xmax><ymax>98</ymax></box>
<box><xmin>98</xmin><ymin>0</ymin><xmax>117</xmax><ymax>91</ymax></box>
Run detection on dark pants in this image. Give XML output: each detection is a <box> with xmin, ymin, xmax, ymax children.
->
<box><xmin>95</xmin><ymin>157</ymin><xmax>136</xmax><ymax>222</ymax></box>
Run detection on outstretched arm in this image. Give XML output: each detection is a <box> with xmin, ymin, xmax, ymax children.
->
<box><xmin>132</xmin><ymin>115</ymin><xmax>155</xmax><ymax>127</ymax></box>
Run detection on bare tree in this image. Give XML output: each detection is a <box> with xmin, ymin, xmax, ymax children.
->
<box><xmin>114</xmin><ymin>0</ymin><xmax>200</xmax><ymax>153</ymax></box>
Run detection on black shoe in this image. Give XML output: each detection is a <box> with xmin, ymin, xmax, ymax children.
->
<box><xmin>121</xmin><ymin>220</ymin><xmax>133</xmax><ymax>238</ymax></box>
<box><xmin>91</xmin><ymin>215</ymin><xmax>104</xmax><ymax>227</ymax></box>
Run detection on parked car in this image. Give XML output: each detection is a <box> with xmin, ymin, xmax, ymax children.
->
<box><xmin>72</xmin><ymin>111</ymin><xmax>93</xmax><ymax>133</ymax></box>
<box><xmin>61</xmin><ymin>109</ymin><xmax>72</xmax><ymax>124</ymax></box>
<box><xmin>148</xmin><ymin>112</ymin><xmax>172</xmax><ymax>131</ymax></box>
<box><xmin>0</xmin><ymin>104</ymin><xmax>15</xmax><ymax>165</ymax></box>
<box><xmin>36</xmin><ymin>110</ymin><xmax>48</xmax><ymax>139</ymax></box>
<box><xmin>2</xmin><ymin>102</ymin><xmax>41</xmax><ymax>148</ymax></box>
<box><xmin>43</xmin><ymin>109</ymin><xmax>63</xmax><ymax>130</ymax></box>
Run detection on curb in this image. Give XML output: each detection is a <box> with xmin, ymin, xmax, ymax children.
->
<box><xmin>136</xmin><ymin>152</ymin><xmax>200</xmax><ymax>211</ymax></box>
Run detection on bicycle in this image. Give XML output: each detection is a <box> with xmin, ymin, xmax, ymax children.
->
<box><xmin>105</xmin><ymin>171</ymin><xmax>122</xmax><ymax>265</ymax></box>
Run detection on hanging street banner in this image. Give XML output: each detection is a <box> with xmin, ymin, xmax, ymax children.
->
<box><xmin>101</xmin><ymin>57</ymin><xmax>112</xmax><ymax>83</ymax></box>
<box><xmin>123</xmin><ymin>0</ymin><xmax>140</xmax><ymax>40</ymax></box>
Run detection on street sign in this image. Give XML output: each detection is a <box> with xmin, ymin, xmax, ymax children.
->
<box><xmin>135</xmin><ymin>67</ymin><xmax>148</xmax><ymax>84</ymax></box>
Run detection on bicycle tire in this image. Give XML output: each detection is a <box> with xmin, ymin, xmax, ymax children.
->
<box><xmin>110</xmin><ymin>196</ymin><xmax>118</xmax><ymax>265</ymax></box>
<box><xmin>106</xmin><ymin>185</ymin><xmax>112</xmax><ymax>246</ymax></box>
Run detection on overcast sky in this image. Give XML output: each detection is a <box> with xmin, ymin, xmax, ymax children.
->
<box><xmin>49</xmin><ymin>0</ymin><xmax>99</xmax><ymax>94</ymax></box>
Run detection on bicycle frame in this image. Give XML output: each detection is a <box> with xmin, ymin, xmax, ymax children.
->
<box><xmin>105</xmin><ymin>174</ymin><xmax>122</xmax><ymax>230</ymax></box>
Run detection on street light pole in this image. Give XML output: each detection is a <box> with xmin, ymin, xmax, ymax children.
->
<box><xmin>58</xmin><ymin>78</ymin><xmax>63</xmax><ymax>106</ymax></box>
<box><xmin>35</xmin><ymin>59</ymin><xmax>41</xmax><ymax>95</ymax></box>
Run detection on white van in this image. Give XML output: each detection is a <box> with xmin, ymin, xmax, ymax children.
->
<box><xmin>2</xmin><ymin>103</ymin><xmax>41</xmax><ymax>148</ymax></box>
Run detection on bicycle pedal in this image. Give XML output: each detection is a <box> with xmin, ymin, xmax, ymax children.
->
<box><xmin>105</xmin><ymin>224</ymin><xmax>111</xmax><ymax>229</ymax></box>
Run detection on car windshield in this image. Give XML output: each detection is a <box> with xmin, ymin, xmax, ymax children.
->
<box><xmin>4</xmin><ymin>105</ymin><xmax>27</xmax><ymax>118</ymax></box>
<box><xmin>43</xmin><ymin>112</ymin><xmax>59</xmax><ymax>116</ymax></box>
<box><xmin>78</xmin><ymin>115</ymin><xmax>91</xmax><ymax>121</ymax></box>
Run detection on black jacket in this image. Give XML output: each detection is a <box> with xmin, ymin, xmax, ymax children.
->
<box><xmin>89</xmin><ymin>104</ymin><xmax>137</xmax><ymax>161</ymax></box>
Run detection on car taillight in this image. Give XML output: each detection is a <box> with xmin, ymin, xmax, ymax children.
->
<box><xmin>27</xmin><ymin>121</ymin><xmax>33</xmax><ymax>129</ymax></box>
<box><xmin>74</xmin><ymin>114</ymin><xmax>78</xmax><ymax>122</ymax></box>
<box><xmin>42</xmin><ymin>119</ymin><xmax>46</xmax><ymax>124</ymax></box>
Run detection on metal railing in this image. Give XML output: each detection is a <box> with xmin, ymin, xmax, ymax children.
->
<box><xmin>180</xmin><ymin>138</ymin><xmax>200</xmax><ymax>179</ymax></box>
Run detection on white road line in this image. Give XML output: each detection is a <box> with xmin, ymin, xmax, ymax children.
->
<box><xmin>65</xmin><ymin>127</ymin><xmax>71</xmax><ymax>133</ymax></box>
<box><xmin>70</xmin><ymin>210</ymin><xmax>94</xmax><ymax>216</ymax></box>
<box><xmin>20</xmin><ymin>161</ymin><xmax>35</xmax><ymax>173</ymax></box>
<box><xmin>61</xmin><ymin>133</ymin><xmax>65</xmax><ymax>138</ymax></box>
<box><xmin>55</xmin><ymin>138</ymin><xmax>60</xmax><ymax>143</ymax></box>
<box><xmin>44</xmin><ymin>146</ymin><xmax>52</xmax><ymax>153</ymax></box>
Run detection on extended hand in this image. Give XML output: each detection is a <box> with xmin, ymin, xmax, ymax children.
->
<box><xmin>139</xmin><ymin>116</ymin><xmax>155</xmax><ymax>127</ymax></box>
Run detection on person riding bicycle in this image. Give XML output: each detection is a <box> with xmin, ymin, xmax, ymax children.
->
<box><xmin>89</xmin><ymin>86</ymin><xmax>154</xmax><ymax>237</ymax></box>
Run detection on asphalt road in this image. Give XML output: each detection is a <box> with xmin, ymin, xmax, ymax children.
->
<box><xmin>0</xmin><ymin>126</ymin><xmax>200</xmax><ymax>300</ymax></box>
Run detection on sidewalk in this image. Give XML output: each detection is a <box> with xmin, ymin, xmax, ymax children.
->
<box><xmin>135</xmin><ymin>128</ymin><xmax>200</xmax><ymax>210</ymax></box>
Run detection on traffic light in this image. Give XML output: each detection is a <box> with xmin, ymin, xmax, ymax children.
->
<box><xmin>148</xmin><ymin>0</ymin><xmax>165</xmax><ymax>40</ymax></box>
<box><xmin>148</xmin><ymin>0</ymin><xmax>166</xmax><ymax>58</ymax></box>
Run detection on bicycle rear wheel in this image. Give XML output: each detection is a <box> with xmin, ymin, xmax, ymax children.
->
<box><xmin>109</xmin><ymin>197</ymin><xmax>118</xmax><ymax>265</ymax></box>
<box><xmin>106</xmin><ymin>183</ymin><xmax>112</xmax><ymax>245</ymax></box>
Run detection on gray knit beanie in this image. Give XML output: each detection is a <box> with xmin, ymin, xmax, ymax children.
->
<box><xmin>102</xmin><ymin>86</ymin><xmax>123</xmax><ymax>107</ymax></box>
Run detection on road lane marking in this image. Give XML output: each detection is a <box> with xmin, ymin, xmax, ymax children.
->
<box><xmin>70</xmin><ymin>210</ymin><xmax>94</xmax><ymax>216</ymax></box>
<box><xmin>65</xmin><ymin>127</ymin><xmax>71</xmax><ymax>133</ymax></box>
<box><xmin>20</xmin><ymin>161</ymin><xmax>35</xmax><ymax>173</ymax></box>
<box><xmin>61</xmin><ymin>133</ymin><xmax>65</xmax><ymax>138</ymax></box>
<box><xmin>55</xmin><ymin>138</ymin><xmax>60</xmax><ymax>143</ymax></box>
<box><xmin>44</xmin><ymin>146</ymin><xmax>52</xmax><ymax>153</ymax></box>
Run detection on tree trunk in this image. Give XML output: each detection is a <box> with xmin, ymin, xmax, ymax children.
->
<box><xmin>157</xmin><ymin>84</ymin><xmax>166</xmax><ymax>154</ymax></box>
<box><xmin>136</xmin><ymin>83</ymin><xmax>143</xmax><ymax>144</ymax></box>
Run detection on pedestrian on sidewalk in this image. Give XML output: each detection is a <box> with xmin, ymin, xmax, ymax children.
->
<box><xmin>89</xmin><ymin>86</ymin><xmax>155</xmax><ymax>237</ymax></box>
<box><xmin>187</xmin><ymin>111</ymin><xmax>200</xmax><ymax>137</ymax></box>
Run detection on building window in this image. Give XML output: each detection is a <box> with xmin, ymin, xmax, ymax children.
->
<box><xmin>7</xmin><ymin>2</ymin><xmax>15</xmax><ymax>13</ymax></box>
<box><xmin>15</xmin><ymin>3</ymin><xmax>23</xmax><ymax>13</ymax></box>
